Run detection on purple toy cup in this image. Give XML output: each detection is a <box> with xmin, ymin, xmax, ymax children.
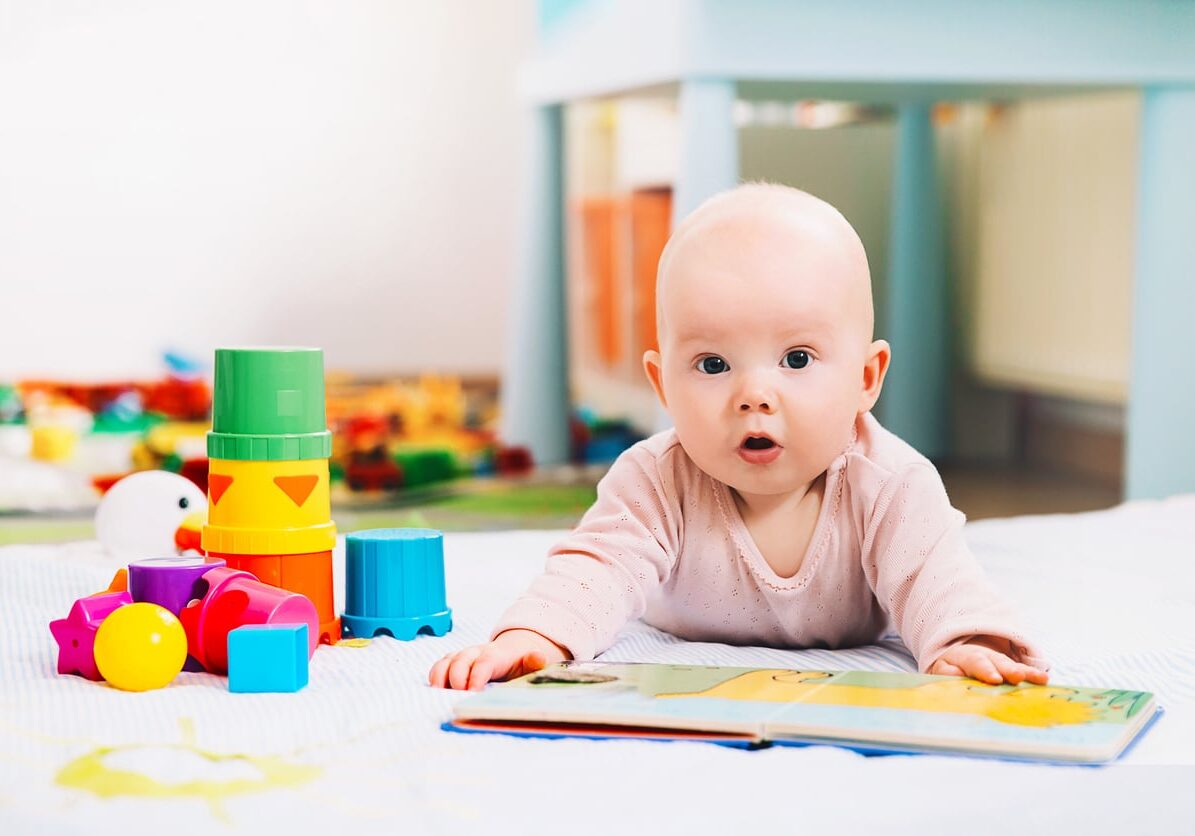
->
<box><xmin>129</xmin><ymin>556</ymin><xmax>226</xmax><ymax>672</ymax></box>
<box><xmin>129</xmin><ymin>556</ymin><xmax>226</xmax><ymax>615</ymax></box>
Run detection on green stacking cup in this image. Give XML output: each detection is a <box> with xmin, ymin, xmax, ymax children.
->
<box><xmin>207</xmin><ymin>347</ymin><xmax>333</xmax><ymax>461</ymax></box>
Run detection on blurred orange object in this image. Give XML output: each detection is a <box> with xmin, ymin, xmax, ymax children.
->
<box><xmin>578</xmin><ymin>196</ymin><xmax>624</xmax><ymax>367</ymax></box>
<box><xmin>630</xmin><ymin>187</ymin><xmax>671</xmax><ymax>358</ymax></box>
<box><xmin>174</xmin><ymin>511</ymin><xmax>205</xmax><ymax>554</ymax></box>
<box><xmin>91</xmin><ymin>568</ymin><xmax>128</xmax><ymax>596</ymax></box>
<box><xmin>91</xmin><ymin>472</ymin><xmax>131</xmax><ymax>494</ymax></box>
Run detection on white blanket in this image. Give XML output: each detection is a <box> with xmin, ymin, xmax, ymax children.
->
<box><xmin>2</xmin><ymin>497</ymin><xmax>1193</xmax><ymax>835</ymax></box>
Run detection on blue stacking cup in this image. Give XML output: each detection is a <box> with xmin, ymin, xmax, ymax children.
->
<box><xmin>342</xmin><ymin>528</ymin><xmax>453</xmax><ymax>640</ymax></box>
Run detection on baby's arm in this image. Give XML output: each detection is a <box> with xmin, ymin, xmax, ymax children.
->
<box><xmin>429</xmin><ymin>443</ymin><xmax>681</xmax><ymax>689</ymax></box>
<box><xmin>864</xmin><ymin>463</ymin><xmax>1049</xmax><ymax>685</ymax></box>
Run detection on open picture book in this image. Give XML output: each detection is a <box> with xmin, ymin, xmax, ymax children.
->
<box><xmin>447</xmin><ymin>662</ymin><xmax>1160</xmax><ymax>764</ymax></box>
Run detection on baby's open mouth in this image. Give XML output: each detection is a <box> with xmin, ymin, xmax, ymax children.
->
<box><xmin>738</xmin><ymin>433</ymin><xmax>782</xmax><ymax>464</ymax></box>
<box><xmin>742</xmin><ymin>436</ymin><xmax>776</xmax><ymax>450</ymax></box>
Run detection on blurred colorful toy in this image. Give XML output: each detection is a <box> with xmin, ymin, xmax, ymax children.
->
<box><xmin>93</xmin><ymin>602</ymin><xmax>187</xmax><ymax>692</ymax></box>
<box><xmin>228</xmin><ymin>624</ymin><xmax>309</xmax><ymax>693</ymax></box>
<box><xmin>18</xmin><ymin>374</ymin><xmax>210</xmax><ymax>422</ymax></box>
<box><xmin>176</xmin><ymin>456</ymin><xmax>210</xmax><ymax>495</ymax></box>
<box><xmin>97</xmin><ymin>390</ymin><xmax>144</xmax><ymax>427</ymax></box>
<box><xmin>201</xmin><ymin>347</ymin><xmax>340</xmax><ymax>644</ymax></box>
<box><xmin>494</xmin><ymin>445</ymin><xmax>534</xmax><ymax>476</ymax></box>
<box><xmin>179</xmin><ymin>566</ymin><xmax>319</xmax><ymax>675</ymax></box>
<box><xmin>49</xmin><ymin>590</ymin><xmax>133</xmax><ymax>680</ymax></box>
<box><xmin>391</xmin><ymin>447</ymin><xmax>460</xmax><ymax>489</ymax></box>
<box><xmin>94</xmin><ymin>470</ymin><xmax>207</xmax><ymax>560</ymax></box>
<box><xmin>326</xmin><ymin>374</ymin><xmax>501</xmax><ymax>493</ymax></box>
<box><xmin>345</xmin><ymin>448</ymin><xmax>403</xmax><ymax>491</ymax></box>
<box><xmin>131</xmin><ymin>421</ymin><xmax>208</xmax><ymax>471</ymax></box>
<box><xmin>0</xmin><ymin>384</ymin><xmax>31</xmax><ymax>457</ymax></box>
<box><xmin>572</xmin><ymin>409</ymin><xmax>643</xmax><ymax>464</ymax></box>
<box><xmin>342</xmin><ymin>528</ymin><xmax>452</xmax><ymax>640</ymax></box>
<box><xmin>0</xmin><ymin>383</ymin><xmax>23</xmax><ymax>424</ymax></box>
<box><xmin>30</xmin><ymin>424</ymin><xmax>78</xmax><ymax>462</ymax></box>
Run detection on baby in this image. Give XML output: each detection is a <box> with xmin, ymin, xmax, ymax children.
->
<box><xmin>430</xmin><ymin>183</ymin><xmax>1048</xmax><ymax>691</ymax></box>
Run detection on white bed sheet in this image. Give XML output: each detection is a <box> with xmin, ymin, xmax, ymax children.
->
<box><xmin>2</xmin><ymin>497</ymin><xmax>1194</xmax><ymax>835</ymax></box>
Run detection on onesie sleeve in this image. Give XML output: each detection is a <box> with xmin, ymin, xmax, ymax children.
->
<box><xmin>490</xmin><ymin>443</ymin><xmax>682</xmax><ymax>661</ymax></box>
<box><xmin>861</xmin><ymin>462</ymin><xmax>1048</xmax><ymax>673</ymax></box>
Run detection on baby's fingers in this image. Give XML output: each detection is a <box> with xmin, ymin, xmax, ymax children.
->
<box><xmin>1008</xmin><ymin>660</ymin><xmax>1049</xmax><ymax>685</ymax></box>
<box><xmin>929</xmin><ymin>658</ymin><xmax>966</xmax><ymax>678</ymax></box>
<box><xmin>959</xmin><ymin>651</ymin><xmax>1003</xmax><ymax>685</ymax></box>
<box><xmin>989</xmin><ymin>653</ymin><xmax>1028</xmax><ymax>685</ymax></box>
<box><xmin>448</xmin><ymin>647</ymin><xmax>483</xmax><ymax>690</ymax></box>
<box><xmin>466</xmin><ymin>656</ymin><xmax>496</xmax><ymax>691</ymax></box>
<box><xmin>428</xmin><ymin>653</ymin><xmax>453</xmax><ymax>688</ymax></box>
<box><xmin>1023</xmin><ymin>666</ymin><xmax>1049</xmax><ymax>685</ymax></box>
<box><xmin>986</xmin><ymin>652</ymin><xmax>1049</xmax><ymax>686</ymax></box>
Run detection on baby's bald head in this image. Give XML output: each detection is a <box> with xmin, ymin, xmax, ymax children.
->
<box><xmin>643</xmin><ymin>184</ymin><xmax>891</xmax><ymax>494</ymax></box>
<box><xmin>655</xmin><ymin>184</ymin><xmax>875</xmax><ymax>348</ymax></box>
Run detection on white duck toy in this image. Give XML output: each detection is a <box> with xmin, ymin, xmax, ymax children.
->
<box><xmin>94</xmin><ymin>471</ymin><xmax>207</xmax><ymax>560</ymax></box>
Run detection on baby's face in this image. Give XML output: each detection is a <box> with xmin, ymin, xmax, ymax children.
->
<box><xmin>645</xmin><ymin>201</ymin><xmax>885</xmax><ymax>499</ymax></box>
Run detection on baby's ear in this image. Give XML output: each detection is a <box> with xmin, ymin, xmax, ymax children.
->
<box><xmin>859</xmin><ymin>339</ymin><xmax>891</xmax><ymax>413</ymax></box>
<box><xmin>642</xmin><ymin>349</ymin><xmax>667</xmax><ymax>408</ymax></box>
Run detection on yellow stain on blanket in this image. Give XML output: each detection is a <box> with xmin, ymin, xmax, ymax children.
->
<box><xmin>337</xmin><ymin>638</ymin><xmax>371</xmax><ymax>648</ymax></box>
<box><xmin>55</xmin><ymin>718</ymin><xmax>319</xmax><ymax>820</ymax></box>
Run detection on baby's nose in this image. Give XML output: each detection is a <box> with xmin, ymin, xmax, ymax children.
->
<box><xmin>736</xmin><ymin>369</ymin><xmax>777</xmax><ymax>413</ymax></box>
<box><xmin>737</xmin><ymin>390</ymin><xmax>776</xmax><ymax>414</ymax></box>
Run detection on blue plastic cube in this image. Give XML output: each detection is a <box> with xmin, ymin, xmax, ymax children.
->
<box><xmin>227</xmin><ymin>623</ymin><xmax>309</xmax><ymax>693</ymax></box>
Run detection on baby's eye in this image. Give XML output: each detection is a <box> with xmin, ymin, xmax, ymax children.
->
<box><xmin>783</xmin><ymin>350</ymin><xmax>811</xmax><ymax>370</ymax></box>
<box><xmin>696</xmin><ymin>356</ymin><xmax>729</xmax><ymax>375</ymax></box>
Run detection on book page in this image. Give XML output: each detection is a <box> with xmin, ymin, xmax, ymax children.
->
<box><xmin>759</xmin><ymin>671</ymin><xmax>1155</xmax><ymax>761</ymax></box>
<box><xmin>454</xmin><ymin>663</ymin><xmax>837</xmax><ymax>736</ymax></box>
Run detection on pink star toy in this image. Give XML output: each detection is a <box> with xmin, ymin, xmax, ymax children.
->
<box><xmin>49</xmin><ymin>591</ymin><xmax>132</xmax><ymax>680</ymax></box>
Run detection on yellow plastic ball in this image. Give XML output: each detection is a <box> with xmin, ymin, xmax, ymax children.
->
<box><xmin>94</xmin><ymin>602</ymin><xmax>187</xmax><ymax>692</ymax></box>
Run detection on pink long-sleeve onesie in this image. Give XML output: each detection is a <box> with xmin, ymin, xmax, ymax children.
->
<box><xmin>493</xmin><ymin>413</ymin><xmax>1046</xmax><ymax>673</ymax></box>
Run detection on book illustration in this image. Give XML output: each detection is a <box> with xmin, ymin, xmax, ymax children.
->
<box><xmin>528</xmin><ymin>668</ymin><xmax>620</xmax><ymax>684</ymax></box>
<box><xmin>518</xmin><ymin>664</ymin><xmax>1147</xmax><ymax>730</ymax></box>
<box><xmin>655</xmin><ymin>669</ymin><xmax>1151</xmax><ymax>728</ymax></box>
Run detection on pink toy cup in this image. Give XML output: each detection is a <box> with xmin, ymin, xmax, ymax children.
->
<box><xmin>179</xmin><ymin>566</ymin><xmax>318</xmax><ymax>674</ymax></box>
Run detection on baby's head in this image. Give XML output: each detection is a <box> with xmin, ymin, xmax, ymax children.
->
<box><xmin>643</xmin><ymin>184</ymin><xmax>890</xmax><ymax>499</ymax></box>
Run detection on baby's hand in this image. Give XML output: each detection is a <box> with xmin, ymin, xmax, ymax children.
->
<box><xmin>428</xmin><ymin>629</ymin><xmax>571</xmax><ymax>691</ymax></box>
<box><xmin>929</xmin><ymin>640</ymin><xmax>1049</xmax><ymax>686</ymax></box>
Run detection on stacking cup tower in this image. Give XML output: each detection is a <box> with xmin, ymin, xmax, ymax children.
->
<box><xmin>201</xmin><ymin>347</ymin><xmax>340</xmax><ymax>644</ymax></box>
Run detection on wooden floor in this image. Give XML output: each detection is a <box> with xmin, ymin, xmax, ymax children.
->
<box><xmin>938</xmin><ymin>463</ymin><xmax>1121</xmax><ymax>520</ymax></box>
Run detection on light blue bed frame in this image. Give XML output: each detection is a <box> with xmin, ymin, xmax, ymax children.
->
<box><xmin>502</xmin><ymin>0</ymin><xmax>1195</xmax><ymax>501</ymax></box>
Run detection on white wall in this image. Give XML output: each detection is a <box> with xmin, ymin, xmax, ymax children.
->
<box><xmin>0</xmin><ymin>1</ymin><xmax>532</xmax><ymax>379</ymax></box>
